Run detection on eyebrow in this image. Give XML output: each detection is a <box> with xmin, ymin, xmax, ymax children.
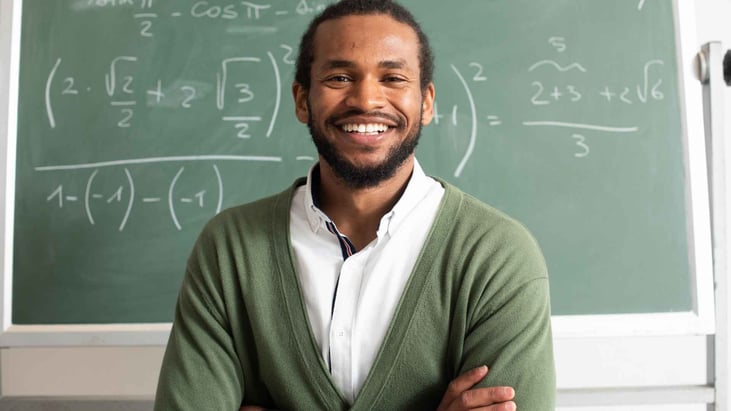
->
<box><xmin>322</xmin><ymin>59</ymin><xmax>410</xmax><ymax>70</ymax></box>
<box><xmin>379</xmin><ymin>59</ymin><xmax>408</xmax><ymax>70</ymax></box>
<box><xmin>323</xmin><ymin>59</ymin><xmax>356</xmax><ymax>70</ymax></box>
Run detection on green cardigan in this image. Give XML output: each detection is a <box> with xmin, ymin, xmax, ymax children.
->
<box><xmin>155</xmin><ymin>179</ymin><xmax>556</xmax><ymax>410</ymax></box>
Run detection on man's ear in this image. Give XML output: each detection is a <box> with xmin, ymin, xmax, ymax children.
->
<box><xmin>420</xmin><ymin>82</ymin><xmax>435</xmax><ymax>125</ymax></box>
<box><xmin>292</xmin><ymin>82</ymin><xmax>309</xmax><ymax>124</ymax></box>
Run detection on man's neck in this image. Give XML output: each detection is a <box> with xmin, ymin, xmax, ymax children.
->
<box><xmin>316</xmin><ymin>157</ymin><xmax>414</xmax><ymax>250</ymax></box>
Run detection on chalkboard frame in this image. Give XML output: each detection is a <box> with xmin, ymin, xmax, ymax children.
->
<box><xmin>0</xmin><ymin>0</ymin><xmax>715</xmax><ymax>346</ymax></box>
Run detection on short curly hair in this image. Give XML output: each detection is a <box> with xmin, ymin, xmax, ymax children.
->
<box><xmin>294</xmin><ymin>0</ymin><xmax>434</xmax><ymax>91</ymax></box>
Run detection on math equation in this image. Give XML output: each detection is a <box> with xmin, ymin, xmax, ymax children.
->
<box><xmin>20</xmin><ymin>0</ymin><xmax>677</xmax><ymax>232</ymax></box>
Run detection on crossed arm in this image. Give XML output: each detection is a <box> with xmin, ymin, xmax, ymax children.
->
<box><xmin>240</xmin><ymin>366</ymin><xmax>516</xmax><ymax>411</ymax></box>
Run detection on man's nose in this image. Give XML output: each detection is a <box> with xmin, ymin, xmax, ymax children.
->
<box><xmin>345</xmin><ymin>78</ymin><xmax>386</xmax><ymax>111</ymax></box>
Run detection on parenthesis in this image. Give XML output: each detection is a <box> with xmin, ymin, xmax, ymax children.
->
<box><xmin>266</xmin><ymin>51</ymin><xmax>281</xmax><ymax>138</ymax></box>
<box><xmin>169</xmin><ymin>167</ymin><xmax>184</xmax><ymax>230</ymax></box>
<box><xmin>45</xmin><ymin>58</ymin><xmax>62</xmax><ymax>128</ymax></box>
<box><xmin>213</xmin><ymin>165</ymin><xmax>223</xmax><ymax>214</ymax></box>
<box><xmin>119</xmin><ymin>168</ymin><xmax>135</xmax><ymax>231</ymax></box>
<box><xmin>450</xmin><ymin>64</ymin><xmax>477</xmax><ymax>178</ymax></box>
<box><xmin>85</xmin><ymin>169</ymin><xmax>99</xmax><ymax>225</ymax></box>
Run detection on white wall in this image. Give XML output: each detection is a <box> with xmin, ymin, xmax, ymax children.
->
<box><xmin>1</xmin><ymin>0</ymin><xmax>730</xmax><ymax>410</ymax></box>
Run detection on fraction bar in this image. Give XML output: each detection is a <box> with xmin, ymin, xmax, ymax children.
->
<box><xmin>222</xmin><ymin>116</ymin><xmax>262</xmax><ymax>122</ymax></box>
<box><xmin>35</xmin><ymin>155</ymin><xmax>283</xmax><ymax>171</ymax></box>
<box><xmin>522</xmin><ymin>121</ymin><xmax>638</xmax><ymax>133</ymax></box>
<box><xmin>111</xmin><ymin>101</ymin><xmax>137</xmax><ymax>106</ymax></box>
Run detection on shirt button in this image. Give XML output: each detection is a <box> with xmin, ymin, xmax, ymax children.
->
<box><xmin>338</xmin><ymin>331</ymin><xmax>345</xmax><ymax>337</ymax></box>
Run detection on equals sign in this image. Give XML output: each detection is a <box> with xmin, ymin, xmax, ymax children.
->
<box><xmin>487</xmin><ymin>115</ymin><xmax>502</xmax><ymax>126</ymax></box>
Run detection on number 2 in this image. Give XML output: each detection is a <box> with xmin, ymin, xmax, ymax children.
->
<box><xmin>139</xmin><ymin>20</ymin><xmax>153</xmax><ymax>37</ymax></box>
<box><xmin>62</xmin><ymin>78</ymin><xmax>79</xmax><ymax>95</ymax></box>
<box><xmin>280</xmin><ymin>44</ymin><xmax>295</xmax><ymax>65</ymax></box>
<box><xmin>235</xmin><ymin>123</ymin><xmax>250</xmax><ymax>139</ymax></box>
<box><xmin>531</xmin><ymin>81</ymin><xmax>549</xmax><ymax>105</ymax></box>
<box><xmin>118</xmin><ymin>109</ymin><xmax>133</xmax><ymax>128</ymax></box>
<box><xmin>122</xmin><ymin>76</ymin><xmax>134</xmax><ymax>94</ymax></box>
<box><xmin>181</xmin><ymin>86</ymin><xmax>196</xmax><ymax>108</ymax></box>
<box><xmin>469</xmin><ymin>62</ymin><xmax>487</xmax><ymax>82</ymax></box>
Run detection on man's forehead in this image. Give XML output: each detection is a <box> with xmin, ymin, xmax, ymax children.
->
<box><xmin>310</xmin><ymin>14</ymin><xmax>420</xmax><ymax>62</ymax></box>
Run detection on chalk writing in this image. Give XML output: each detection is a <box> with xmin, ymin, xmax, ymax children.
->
<box><xmin>45</xmin><ymin>58</ymin><xmax>62</xmax><ymax>128</ymax></box>
<box><xmin>469</xmin><ymin>63</ymin><xmax>487</xmax><ymax>82</ymax></box>
<box><xmin>45</xmin><ymin>163</ymin><xmax>226</xmax><ymax>231</ymax></box>
<box><xmin>32</xmin><ymin>2</ymin><xmax>680</xmax><ymax>233</ymax></box>
<box><xmin>523</xmin><ymin>37</ymin><xmax>669</xmax><ymax>156</ymax></box>
<box><xmin>486</xmin><ymin>115</ymin><xmax>502</xmax><ymax>126</ymax></box>
<box><xmin>450</xmin><ymin>64</ymin><xmax>478</xmax><ymax>178</ymax></box>
<box><xmin>572</xmin><ymin>134</ymin><xmax>590</xmax><ymax>158</ymax></box>
<box><xmin>529</xmin><ymin>60</ymin><xmax>587</xmax><ymax>73</ymax></box>
<box><xmin>88</xmin><ymin>0</ymin><xmax>135</xmax><ymax>7</ymax></box>
<box><xmin>548</xmin><ymin>36</ymin><xmax>567</xmax><ymax>52</ymax></box>
<box><xmin>523</xmin><ymin>121</ymin><xmax>638</xmax><ymax>133</ymax></box>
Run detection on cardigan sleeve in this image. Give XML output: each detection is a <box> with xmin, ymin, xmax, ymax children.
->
<box><xmin>154</xmin><ymin>231</ymin><xmax>245</xmax><ymax>411</ymax></box>
<box><xmin>458</xmin><ymin>222</ymin><xmax>556</xmax><ymax>410</ymax></box>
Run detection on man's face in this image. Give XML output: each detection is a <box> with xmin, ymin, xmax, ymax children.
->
<box><xmin>293</xmin><ymin>14</ymin><xmax>435</xmax><ymax>189</ymax></box>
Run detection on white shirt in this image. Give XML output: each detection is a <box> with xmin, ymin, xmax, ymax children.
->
<box><xmin>289</xmin><ymin>160</ymin><xmax>445</xmax><ymax>403</ymax></box>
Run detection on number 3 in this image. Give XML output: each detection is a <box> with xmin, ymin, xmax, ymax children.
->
<box><xmin>573</xmin><ymin>134</ymin><xmax>589</xmax><ymax>158</ymax></box>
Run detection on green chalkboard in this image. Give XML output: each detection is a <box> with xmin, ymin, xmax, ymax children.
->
<box><xmin>12</xmin><ymin>0</ymin><xmax>700</xmax><ymax>324</ymax></box>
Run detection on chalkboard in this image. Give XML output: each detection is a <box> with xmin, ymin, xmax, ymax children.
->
<box><xmin>10</xmin><ymin>0</ymin><xmax>709</xmax><ymax>324</ymax></box>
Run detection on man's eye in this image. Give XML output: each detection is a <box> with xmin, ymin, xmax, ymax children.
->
<box><xmin>328</xmin><ymin>75</ymin><xmax>351</xmax><ymax>82</ymax></box>
<box><xmin>384</xmin><ymin>76</ymin><xmax>407</xmax><ymax>83</ymax></box>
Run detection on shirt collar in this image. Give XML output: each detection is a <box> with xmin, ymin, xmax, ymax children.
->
<box><xmin>302</xmin><ymin>164</ymin><xmax>328</xmax><ymax>232</ymax></box>
<box><xmin>381</xmin><ymin>159</ymin><xmax>433</xmax><ymax>236</ymax></box>
<box><xmin>301</xmin><ymin>159</ymin><xmax>434</xmax><ymax>237</ymax></box>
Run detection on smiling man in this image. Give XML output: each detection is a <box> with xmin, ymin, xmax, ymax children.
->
<box><xmin>154</xmin><ymin>1</ymin><xmax>555</xmax><ymax>410</ymax></box>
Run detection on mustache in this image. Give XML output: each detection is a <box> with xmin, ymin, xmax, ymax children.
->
<box><xmin>327</xmin><ymin>110</ymin><xmax>404</xmax><ymax>128</ymax></box>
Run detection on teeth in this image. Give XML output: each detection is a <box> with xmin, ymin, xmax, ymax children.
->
<box><xmin>342</xmin><ymin>123</ymin><xmax>389</xmax><ymax>133</ymax></box>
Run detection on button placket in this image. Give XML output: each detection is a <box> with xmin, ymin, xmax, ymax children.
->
<box><xmin>329</xmin><ymin>254</ymin><xmax>366</xmax><ymax>403</ymax></box>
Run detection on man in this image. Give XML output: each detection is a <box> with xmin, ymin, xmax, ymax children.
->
<box><xmin>154</xmin><ymin>0</ymin><xmax>555</xmax><ymax>410</ymax></box>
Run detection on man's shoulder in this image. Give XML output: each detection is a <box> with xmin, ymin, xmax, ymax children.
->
<box><xmin>439</xmin><ymin>181</ymin><xmax>534</xmax><ymax>239</ymax></box>
<box><xmin>436</xmin><ymin>181</ymin><xmax>547</xmax><ymax>277</ymax></box>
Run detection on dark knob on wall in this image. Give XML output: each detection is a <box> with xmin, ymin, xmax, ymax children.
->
<box><xmin>725</xmin><ymin>49</ymin><xmax>731</xmax><ymax>86</ymax></box>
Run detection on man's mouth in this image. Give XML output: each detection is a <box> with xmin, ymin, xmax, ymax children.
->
<box><xmin>340</xmin><ymin>123</ymin><xmax>390</xmax><ymax>135</ymax></box>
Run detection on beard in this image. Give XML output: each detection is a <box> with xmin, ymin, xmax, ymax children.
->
<box><xmin>307</xmin><ymin>106</ymin><xmax>423</xmax><ymax>190</ymax></box>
